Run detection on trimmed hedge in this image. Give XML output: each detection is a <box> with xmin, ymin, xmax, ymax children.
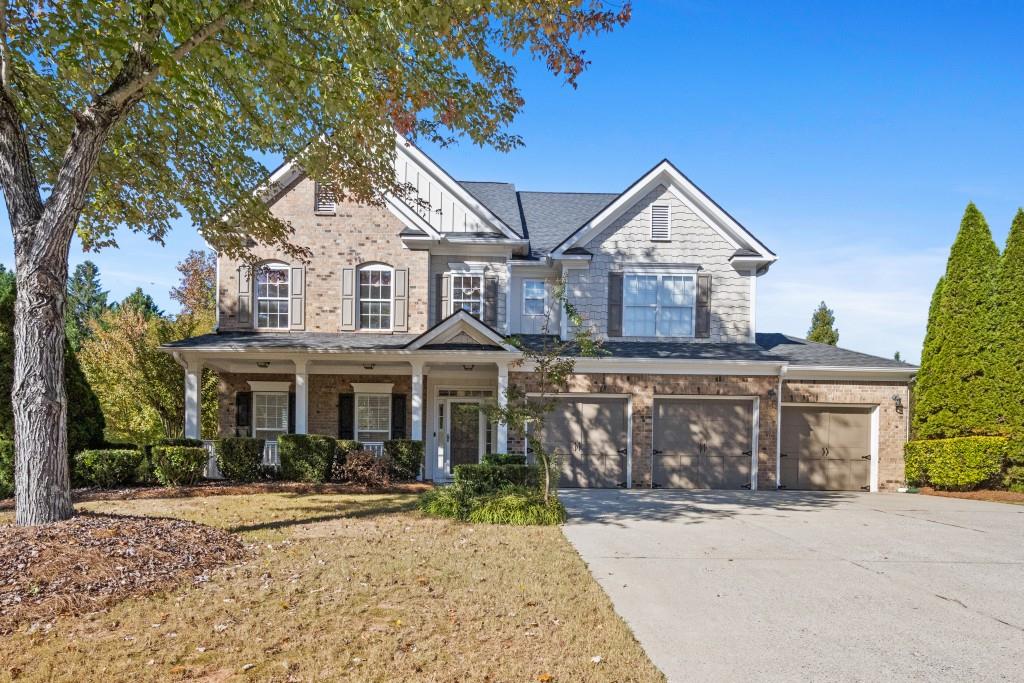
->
<box><xmin>384</xmin><ymin>439</ymin><xmax>424</xmax><ymax>480</ymax></box>
<box><xmin>151</xmin><ymin>445</ymin><xmax>207</xmax><ymax>487</ymax></box>
<box><xmin>158</xmin><ymin>438</ymin><xmax>204</xmax><ymax>448</ymax></box>
<box><xmin>215</xmin><ymin>437</ymin><xmax>265</xmax><ymax>482</ymax></box>
<box><xmin>278</xmin><ymin>434</ymin><xmax>336</xmax><ymax>483</ymax></box>
<box><xmin>76</xmin><ymin>448</ymin><xmax>143</xmax><ymax>488</ymax></box>
<box><xmin>482</xmin><ymin>453</ymin><xmax>526</xmax><ymax>466</ymax></box>
<box><xmin>0</xmin><ymin>439</ymin><xmax>13</xmax><ymax>498</ymax></box>
<box><xmin>904</xmin><ymin>437</ymin><xmax>1007</xmax><ymax>491</ymax></box>
<box><xmin>453</xmin><ymin>462</ymin><xmax>541</xmax><ymax>493</ymax></box>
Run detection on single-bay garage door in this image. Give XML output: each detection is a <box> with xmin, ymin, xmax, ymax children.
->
<box><xmin>542</xmin><ymin>397</ymin><xmax>629</xmax><ymax>488</ymax></box>
<box><xmin>780</xmin><ymin>406</ymin><xmax>872</xmax><ymax>491</ymax></box>
<box><xmin>652</xmin><ymin>398</ymin><xmax>753</xmax><ymax>489</ymax></box>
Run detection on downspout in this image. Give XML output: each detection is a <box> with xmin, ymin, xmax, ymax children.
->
<box><xmin>775</xmin><ymin>363</ymin><xmax>786</xmax><ymax>490</ymax></box>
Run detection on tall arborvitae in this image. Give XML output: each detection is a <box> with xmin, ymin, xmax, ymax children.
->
<box><xmin>806</xmin><ymin>301</ymin><xmax>839</xmax><ymax>345</ymax></box>
<box><xmin>989</xmin><ymin>208</ymin><xmax>1024</xmax><ymax>432</ymax></box>
<box><xmin>913</xmin><ymin>203</ymin><xmax>1000</xmax><ymax>438</ymax></box>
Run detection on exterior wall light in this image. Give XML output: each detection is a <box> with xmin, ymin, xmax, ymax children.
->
<box><xmin>892</xmin><ymin>394</ymin><xmax>903</xmax><ymax>413</ymax></box>
<box><xmin>256</xmin><ymin>361</ymin><xmax>271</xmax><ymax>368</ymax></box>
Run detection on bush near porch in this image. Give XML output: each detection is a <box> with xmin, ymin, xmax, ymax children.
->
<box><xmin>214</xmin><ymin>437</ymin><xmax>264</xmax><ymax>482</ymax></box>
<box><xmin>903</xmin><ymin>436</ymin><xmax>1024</xmax><ymax>491</ymax></box>
<box><xmin>279</xmin><ymin>434</ymin><xmax>336</xmax><ymax>483</ymax></box>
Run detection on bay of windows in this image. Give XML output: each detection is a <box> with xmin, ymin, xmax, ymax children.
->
<box><xmin>623</xmin><ymin>273</ymin><xmax>695</xmax><ymax>337</ymax></box>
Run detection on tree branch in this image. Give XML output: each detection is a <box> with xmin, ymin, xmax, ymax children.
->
<box><xmin>0</xmin><ymin>0</ymin><xmax>12</xmax><ymax>95</ymax></box>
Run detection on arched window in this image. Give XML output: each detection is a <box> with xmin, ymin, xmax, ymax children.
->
<box><xmin>358</xmin><ymin>264</ymin><xmax>393</xmax><ymax>330</ymax></box>
<box><xmin>255</xmin><ymin>263</ymin><xmax>290</xmax><ymax>329</ymax></box>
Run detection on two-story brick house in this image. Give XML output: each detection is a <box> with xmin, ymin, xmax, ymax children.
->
<box><xmin>164</xmin><ymin>136</ymin><xmax>916</xmax><ymax>491</ymax></box>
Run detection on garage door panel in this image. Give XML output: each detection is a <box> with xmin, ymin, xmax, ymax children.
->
<box><xmin>653</xmin><ymin>398</ymin><xmax>753</xmax><ymax>490</ymax></box>
<box><xmin>702</xmin><ymin>455</ymin><xmax>751</xmax><ymax>489</ymax></box>
<box><xmin>654</xmin><ymin>401</ymin><xmax>703</xmax><ymax>450</ymax></box>
<box><xmin>781</xmin><ymin>408</ymin><xmax>828</xmax><ymax>455</ymax></box>
<box><xmin>561</xmin><ymin>452</ymin><xmax>625</xmax><ymax>488</ymax></box>
<box><xmin>782</xmin><ymin>407</ymin><xmax>872</xmax><ymax>491</ymax></box>
<box><xmin>827</xmin><ymin>409</ymin><xmax>871</xmax><ymax>448</ymax></box>
<box><xmin>545</xmin><ymin>397</ymin><xmax>628</xmax><ymax>489</ymax></box>
<box><xmin>653</xmin><ymin>453</ymin><xmax>700</xmax><ymax>488</ymax></box>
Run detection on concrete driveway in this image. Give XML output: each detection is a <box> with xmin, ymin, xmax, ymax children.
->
<box><xmin>560</xmin><ymin>490</ymin><xmax>1024</xmax><ymax>682</ymax></box>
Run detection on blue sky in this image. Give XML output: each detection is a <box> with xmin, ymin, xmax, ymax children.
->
<box><xmin>3</xmin><ymin>1</ymin><xmax>1023</xmax><ymax>363</ymax></box>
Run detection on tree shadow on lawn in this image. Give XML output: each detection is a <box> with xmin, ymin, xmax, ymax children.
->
<box><xmin>226</xmin><ymin>495</ymin><xmax>421</xmax><ymax>536</ymax></box>
<box><xmin>559</xmin><ymin>489</ymin><xmax>858</xmax><ymax>528</ymax></box>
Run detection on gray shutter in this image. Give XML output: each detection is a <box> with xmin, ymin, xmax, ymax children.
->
<box><xmin>290</xmin><ymin>265</ymin><xmax>305</xmax><ymax>330</ymax></box>
<box><xmin>341</xmin><ymin>267</ymin><xmax>356</xmax><ymax>331</ymax></box>
<box><xmin>607</xmin><ymin>271</ymin><xmax>623</xmax><ymax>337</ymax></box>
<box><xmin>696</xmin><ymin>273</ymin><xmax>712</xmax><ymax>338</ymax></box>
<box><xmin>393</xmin><ymin>268</ymin><xmax>409</xmax><ymax>332</ymax></box>
<box><xmin>483</xmin><ymin>273</ymin><xmax>498</xmax><ymax>327</ymax></box>
<box><xmin>436</xmin><ymin>272</ymin><xmax>450</xmax><ymax>322</ymax></box>
<box><xmin>237</xmin><ymin>265</ymin><xmax>251</xmax><ymax>325</ymax></box>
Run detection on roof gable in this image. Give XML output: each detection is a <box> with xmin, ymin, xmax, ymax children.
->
<box><xmin>404</xmin><ymin>310</ymin><xmax>515</xmax><ymax>351</ymax></box>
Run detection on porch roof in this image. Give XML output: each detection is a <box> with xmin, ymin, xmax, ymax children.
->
<box><xmin>162</xmin><ymin>331</ymin><xmax>420</xmax><ymax>352</ymax></box>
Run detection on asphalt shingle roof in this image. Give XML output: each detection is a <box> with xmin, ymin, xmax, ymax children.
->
<box><xmin>162</xmin><ymin>331</ymin><xmax>418</xmax><ymax>351</ymax></box>
<box><xmin>516</xmin><ymin>191</ymin><xmax>618</xmax><ymax>256</ymax></box>
<box><xmin>457</xmin><ymin>181</ymin><xmax>525</xmax><ymax>237</ymax></box>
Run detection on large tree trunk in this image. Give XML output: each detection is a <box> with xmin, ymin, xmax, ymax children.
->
<box><xmin>12</xmin><ymin>254</ymin><xmax>73</xmax><ymax>524</ymax></box>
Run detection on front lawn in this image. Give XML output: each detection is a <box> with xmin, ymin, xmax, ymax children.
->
<box><xmin>1</xmin><ymin>491</ymin><xmax>663</xmax><ymax>682</ymax></box>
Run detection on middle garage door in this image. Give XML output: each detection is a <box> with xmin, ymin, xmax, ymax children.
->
<box><xmin>542</xmin><ymin>397</ymin><xmax>629</xmax><ymax>488</ymax></box>
<box><xmin>652</xmin><ymin>398</ymin><xmax>753</xmax><ymax>489</ymax></box>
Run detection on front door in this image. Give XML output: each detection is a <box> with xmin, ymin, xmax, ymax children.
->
<box><xmin>437</xmin><ymin>398</ymin><xmax>485</xmax><ymax>478</ymax></box>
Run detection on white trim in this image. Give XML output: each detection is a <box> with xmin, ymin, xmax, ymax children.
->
<box><xmin>784</xmin><ymin>366</ymin><xmax>917</xmax><ymax>380</ymax></box>
<box><xmin>351</xmin><ymin>382</ymin><xmax>394</xmax><ymax>394</ymax></box>
<box><xmin>749</xmin><ymin>270</ymin><xmax>757</xmax><ymax>343</ymax></box>
<box><xmin>355</xmin><ymin>392</ymin><xmax>392</xmax><ymax>446</ymax></box>
<box><xmin>405</xmin><ymin>309</ymin><xmax>514</xmax><ymax>351</ymax></box>
<box><xmin>650</xmin><ymin>203</ymin><xmax>671</xmax><ymax>241</ymax></box>
<box><xmin>620</xmin><ymin>271</ymin><xmax>697</xmax><ymax>338</ymax></box>
<box><xmin>254</xmin><ymin>262</ymin><xmax>291</xmax><ymax>331</ymax></box>
<box><xmin>450</xmin><ymin>271</ymin><xmax>484</xmax><ymax>318</ymax></box>
<box><xmin>781</xmin><ymin>401</ymin><xmax>880</xmax><ymax>408</ymax></box>
<box><xmin>563</xmin><ymin>358</ymin><xmax>786</xmax><ymax>375</ymax></box>
<box><xmin>777</xmin><ymin>402</ymin><xmax>880</xmax><ymax>493</ymax></box>
<box><xmin>650</xmin><ymin>394</ymin><xmax>760</xmax><ymax>490</ymax></box>
<box><xmin>522</xmin><ymin>278</ymin><xmax>547</xmax><ymax>317</ymax></box>
<box><xmin>356</xmin><ymin>263</ymin><xmax>395</xmax><ymax>332</ymax></box>
<box><xmin>247</xmin><ymin>380</ymin><xmax>291</xmax><ymax>392</ymax></box>
<box><xmin>775</xmin><ymin>369</ymin><xmax>784</xmax><ymax>490</ymax></box>
<box><xmin>214</xmin><ymin>256</ymin><xmax>221</xmax><ymax>331</ymax></box>
<box><xmin>870</xmin><ymin>406</ymin><xmax>880</xmax><ymax>493</ymax></box>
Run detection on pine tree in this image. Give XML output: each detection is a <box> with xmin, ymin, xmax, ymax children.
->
<box><xmin>989</xmin><ymin>208</ymin><xmax>1024</xmax><ymax>432</ymax></box>
<box><xmin>806</xmin><ymin>301</ymin><xmax>839</xmax><ymax>345</ymax></box>
<box><xmin>894</xmin><ymin>351</ymin><xmax>902</xmax><ymax>362</ymax></box>
<box><xmin>913</xmin><ymin>203</ymin><xmax>1000</xmax><ymax>438</ymax></box>
<box><xmin>65</xmin><ymin>261</ymin><xmax>108</xmax><ymax>351</ymax></box>
<box><xmin>115</xmin><ymin>287</ymin><xmax>163</xmax><ymax>318</ymax></box>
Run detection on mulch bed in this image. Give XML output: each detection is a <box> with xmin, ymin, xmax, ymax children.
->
<box><xmin>0</xmin><ymin>513</ymin><xmax>247</xmax><ymax>634</ymax></box>
<box><xmin>919</xmin><ymin>487</ymin><xmax>1024</xmax><ymax>505</ymax></box>
<box><xmin>0</xmin><ymin>480</ymin><xmax>432</xmax><ymax>510</ymax></box>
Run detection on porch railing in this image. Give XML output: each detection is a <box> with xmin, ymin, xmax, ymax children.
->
<box><xmin>263</xmin><ymin>440</ymin><xmax>281</xmax><ymax>468</ymax></box>
<box><xmin>202</xmin><ymin>440</ymin><xmax>223</xmax><ymax>479</ymax></box>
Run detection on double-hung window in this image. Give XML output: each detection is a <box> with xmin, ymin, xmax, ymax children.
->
<box><xmin>358</xmin><ymin>265</ymin><xmax>393</xmax><ymax>330</ymax></box>
<box><xmin>256</xmin><ymin>264</ymin><xmax>290</xmax><ymax>329</ymax></box>
<box><xmin>623</xmin><ymin>272</ymin><xmax>695</xmax><ymax>337</ymax></box>
<box><xmin>253</xmin><ymin>392</ymin><xmax>289</xmax><ymax>442</ymax></box>
<box><xmin>522</xmin><ymin>279</ymin><xmax>546</xmax><ymax>316</ymax></box>
<box><xmin>356</xmin><ymin>394</ymin><xmax>391</xmax><ymax>454</ymax></box>
<box><xmin>451</xmin><ymin>274</ymin><xmax>483</xmax><ymax>318</ymax></box>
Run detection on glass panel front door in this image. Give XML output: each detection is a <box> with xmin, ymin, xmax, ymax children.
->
<box><xmin>449</xmin><ymin>402</ymin><xmax>482</xmax><ymax>471</ymax></box>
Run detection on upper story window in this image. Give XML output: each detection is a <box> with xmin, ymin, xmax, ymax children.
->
<box><xmin>256</xmin><ymin>264</ymin><xmax>290</xmax><ymax>329</ymax></box>
<box><xmin>623</xmin><ymin>272</ymin><xmax>695</xmax><ymax>337</ymax></box>
<box><xmin>358</xmin><ymin>264</ymin><xmax>393</xmax><ymax>330</ymax></box>
<box><xmin>523</xmin><ymin>279</ymin><xmax>546</xmax><ymax>316</ymax></box>
<box><xmin>314</xmin><ymin>182</ymin><xmax>337</xmax><ymax>214</ymax></box>
<box><xmin>452</xmin><ymin>274</ymin><xmax>483</xmax><ymax>318</ymax></box>
<box><xmin>651</xmin><ymin>204</ymin><xmax>671</xmax><ymax>241</ymax></box>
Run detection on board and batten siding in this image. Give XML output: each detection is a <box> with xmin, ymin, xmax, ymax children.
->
<box><xmin>565</xmin><ymin>184</ymin><xmax>753</xmax><ymax>343</ymax></box>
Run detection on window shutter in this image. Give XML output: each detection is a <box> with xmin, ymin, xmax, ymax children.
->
<box><xmin>341</xmin><ymin>267</ymin><xmax>356</xmax><ymax>331</ymax></box>
<box><xmin>237</xmin><ymin>266</ymin><xmax>251</xmax><ymax>325</ymax></box>
<box><xmin>290</xmin><ymin>265</ymin><xmax>305</xmax><ymax>330</ymax></box>
<box><xmin>288</xmin><ymin>393</ymin><xmax>296</xmax><ymax>434</ymax></box>
<box><xmin>651</xmin><ymin>204</ymin><xmax>671</xmax><ymax>241</ymax></box>
<box><xmin>483</xmin><ymin>273</ymin><xmax>499</xmax><ymax>327</ymax></box>
<box><xmin>314</xmin><ymin>182</ymin><xmax>336</xmax><ymax>214</ymax></box>
<box><xmin>696</xmin><ymin>273</ymin><xmax>712</xmax><ymax>338</ymax></box>
<box><xmin>338</xmin><ymin>394</ymin><xmax>355</xmax><ymax>440</ymax></box>
<box><xmin>436</xmin><ymin>273</ymin><xmax>450</xmax><ymax>322</ymax></box>
<box><xmin>393</xmin><ymin>268</ymin><xmax>409</xmax><ymax>332</ymax></box>
<box><xmin>607</xmin><ymin>272</ymin><xmax>623</xmax><ymax>337</ymax></box>
<box><xmin>235</xmin><ymin>392</ymin><xmax>252</xmax><ymax>436</ymax></box>
<box><xmin>390</xmin><ymin>394</ymin><xmax>407</xmax><ymax>439</ymax></box>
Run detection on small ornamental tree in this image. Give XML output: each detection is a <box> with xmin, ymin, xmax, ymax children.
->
<box><xmin>0</xmin><ymin>0</ymin><xmax>630</xmax><ymax>525</ymax></box>
<box><xmin>989</xmin><ymin>209</ymin><xmax>1024</xmax><ymax>432</ymax></box>
<box><xmin>914</xmin><ymin>203</ymin><xmax>1001</xmax><ymax>438</ymax></box>
<box><xmin>806</xmin><ymin>301</ymin><xmax>839</xmax><ymax>345</ymax></box>
<box><xmin>485</xmin><ymin>281</ymin><xmax>604</xmax><ymax>503</ymax></box>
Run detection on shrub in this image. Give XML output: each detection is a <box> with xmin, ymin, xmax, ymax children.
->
<box><xmin>278</xmin><ymin>434</ymin><xmax>336</xmax><ymax>483</ymax></box>
<box><xmin>336</xmin><ymin>450</ymin><xmax>391</xmax><ymax>487</ymax></box>
<box><xmin>1004</xmin><ymin>466</ymin><xmax>1024</xmax><ymax>493</ymax></box>
<box><xmin>76</xmin><ymin>449</ymin><xmax>143</xmax><ymax>488</ymax></box>
<box><xmin>215</xmin><ymin>437</ymin><xmax>265</xmax><ymax>482</ymax></box>
<box><xmin>453</xmin><ymin>462</ymin><xmax>540</xmax><ymax>493</ymax></box>
<box><xmin>385</xmin><ymin>439</ymin><xmax>424</xmax><ymax>480</ymax></box>
<box><xmin>330</xmin><ymin>440</ymin><xmax>362</xmax><ymax>480</ymax></box>
<box><xmin>419</xmin><ymin>480</ymin><xmax>477</xmax><ymax>520</ymax></box>
<box><xmin>151</xmin><ymin>445</ymin><xmax>207</xmax><ymax>487</ymax></box>
<box><xmin>158</xmin><ymin>437</ymin><xmax>204</xmax><ymax>448</ymax></box>
<box><xmin>0</xmin><ymin>439</ymin><xmax>13</xmax><ymax>498</ymax></box>
<box><xmin>904</xmin><ymin>437</ymin><xmax>1006</xmax><ymax>491</ymax></box>
<box><xmin>482</xmin><ymin>453</ymin><xmax>526</xmax><ymax>466</ymax></box>
<box><xmin>467</xmin><ymin>487</ymin><xmax>567</xmax><ymax>526</ymax></box>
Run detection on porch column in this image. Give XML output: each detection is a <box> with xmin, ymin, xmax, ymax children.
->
<box><xmin>294</xmin><ymin>359</ymin><xmax>308</xmax><ymax>434</ymax></box>
<box><xmin>496</xmin><ymin>361</ymin><xmax>509</xmax><ymax>453</ymax></box>
<box><xmin>184</xmin><ymin>358</ymin><xmax>202</xmax><ymax>440</ymax></box>
<box><xmin>410</xmin><ymin>360</ymin><xmax>424</xmax><ymax>440</ymax></box>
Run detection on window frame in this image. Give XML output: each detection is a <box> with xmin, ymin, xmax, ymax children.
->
<box><xmin>355</xmin><ymin>393</ymin><xmax>391</xmax><ymax>450</ymax></box>
<box><xmin>252</xmin><ymin>391</ymin><xmax>290</xmax><ymax>441</ymax></box>
<box><xmin>450</xmin><ymin>272</ymin><xmax>484</xmax><ymax>319</ymax></box>
<box><xmin>356</xmin><ymin>263</ymin><xmax>394</xmax><ymax>331</ymax></box>
<box><xmin>622</xmin><ymin>270</ymin><xmax>696</xmax><ymax>338</ymax></box>
<box><xmin>522</xmin><ymin>279</ymin><xmax>547</xmax><ymax>317</ymax></box>
<box><xmin>255</xmin><ymin>263</ymin><xmax>290</xmax><ymax>330</ymax></box>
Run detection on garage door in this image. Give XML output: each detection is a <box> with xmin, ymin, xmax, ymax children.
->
<box><xmin>780</xmin><ymin>406</ymin><xmax>872</xmax><ymax>491</ymax></box>
<box><xmin>652</xmin><ymin>399</ymin><xmax>753</xmax><ymax>489</ymax></box>
<box><xmin>542</xmin><ymin>397</ymin><xmax>629</xmax><ymax>488</ymax></box>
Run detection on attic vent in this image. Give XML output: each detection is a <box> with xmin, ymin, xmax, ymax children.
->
<box><xmin>314</xmin><ymin>182</ymin><xmax>337</xmax><ymax>214</ymax></box>
<box><xmin>651</xmin><ymin>204</ymin><xmax>670</xmax><ymax>241</ymax></box>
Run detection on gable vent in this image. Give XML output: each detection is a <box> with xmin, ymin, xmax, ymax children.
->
<box><xmin>651</xmin><ymin>204</ymin><xmax>670</xmax><ymax>241</ymax></box>
<box><xmin>314</xmin><ymin>182</ymin><xmax>337</xmax><ymax>214</ymax></box>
